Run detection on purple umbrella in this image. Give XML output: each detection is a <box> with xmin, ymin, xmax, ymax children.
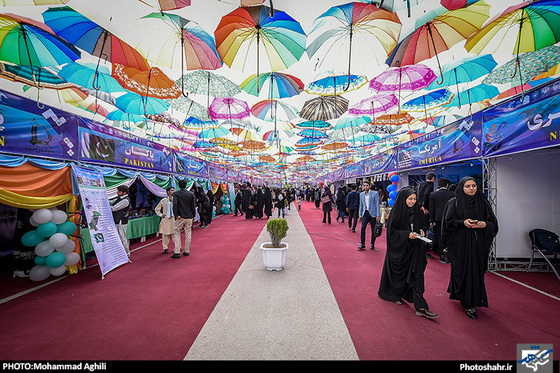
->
<box><xmin>209</xmin><ymin>97</ymin><xmax>250</xmax><ymax>121</ymax></box>
<box><xmin>369</xmin><ymin>64</ymin><xmax>437</xmax><ymax>93</ymax></box>
<box><xmin>349</xmin><ymin>94</ymin><xmax>399</xmax><ymax>117</ymax></box>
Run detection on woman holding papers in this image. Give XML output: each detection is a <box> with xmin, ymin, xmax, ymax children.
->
<box><xmin>441</xmin><ymin>177</ymin><xmax>498</xmax><ymax>320</ymax></box>
<box><xmin>378</xmin><ymin>187</ymin><xmax>438</xmax><ymax>319</ymax></box>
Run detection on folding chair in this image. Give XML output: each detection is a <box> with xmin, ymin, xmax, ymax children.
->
<box><xmin>528</xmin><ymin>229</ymin><xmax>560</xmax><ymax>282</ymax></box>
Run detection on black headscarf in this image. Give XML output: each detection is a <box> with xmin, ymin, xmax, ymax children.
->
<box><xmin>386</xmin><ymin>187</ymin><xmax>423</xmax><ymax>261</ymax></box>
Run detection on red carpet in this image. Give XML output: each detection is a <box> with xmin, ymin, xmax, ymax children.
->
<box><xmin>0</xmin><ymin>215</ymin><xmax>266</xmax><ymax>360</ymax></box>
<box><xmin>297</xmin><ymin>200</ymin><xmax>560</xmax><ymax>360</ymax></box>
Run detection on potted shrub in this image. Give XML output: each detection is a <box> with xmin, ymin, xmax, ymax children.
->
<box><xmin>260</xmin><ymin>218</ymin><xmax>289</xmax><ymax>271</ymax></box>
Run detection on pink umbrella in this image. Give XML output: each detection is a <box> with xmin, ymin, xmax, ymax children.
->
<box><xmin>369</xmin><ymin>64</ymin><xmax>437</xmax><ymax>92</ymax></box>
<box><xmin>209</xmin><ymin>97</ymin><xmax>250</xmax><ymax>121</ymax></box>
<box><xmin>349</xmin><ymin>94</ymin><xmax>399</xmax><ymax>116</ymax></box>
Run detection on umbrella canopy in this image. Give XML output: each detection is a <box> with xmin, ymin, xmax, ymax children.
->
<box><xmin>0</xmin><ymin>13</ymin><xmax>80</xmax><ymax>70</ymax></box>
<box><xmin>375</xmin><ymin>112</ymin><xmax>415</xmax><ymax>126</ymax></box>
<box><xmin>386</xmin><ymin>1</ymin><xmax>489</xmax><ymax>70</ymax></box>
<box><xmin>300</xmin><ymin>95</ymin><xmax>349</xmax><ymax>121</ymax></box>
<box><xmin>305</xmin><ymin>74</ymin><xmax>368</xmax><ymax>95</ymax></box>
<box><xmin>402</xmin><ymin>88</ymin><xmax>454</xmax><ymax>112</ymax></box>
<box><xmin>135</xmin><ymin>12</ymin><xmax>222</xmax><ymax>94</ymax></box>
<box><xmin>106</xmin><ymin>109</ymin><xmax>145</xmax><ymax>123</ymax></box>
<box><xmin>42</xmin><ymin>6</ymin><xmax>149</xmax><ymax>71</ymax></box>
<box><xmin>251</xmin><ymin>99</ymin><xmax>299</xmax><ymax>122</ymax></box>
<box><xmin>179</xmin><ymin>69</ymin><xmax>240</xmax><ymax>98</ymax></box>
<box><xmin>427</xmin><ymin>54</ymin><xmax>497</xmax><ymax>89</ymax></box>
<box><xmin>241</xmin><ymin>72</ymin><xmax>303</xmax><ymax>99</ymax></box>
<box><xmin>57</xmin><ymin>61</ymin><xmax>125</xmax><ymax>93</ymax></box>
<box><xmin>209</xmin><ymin>97</ymin><xmax>250</xmax><ymax>121</ymax></box>
<box><xmin>166</xmin><ymin>95</ymin><xmax>210</xmax><ymax>121</ymax></box>
<box><xmin>306</xmin><ymin>2</ymin><xmax>401</xmax><ymax>80</ymax></box>
<box><xmin>466</xmin><ymin>0</ymin><xmax>560</xmax><ymax>56</ymax></box>
<box><xmin>332</xmin><ymin>115</ymin><xmax>370</xmax><ymax>130</ymax></box>
<box><xmin>349</xmin><ymin>94</ymin><xmax>399</xmax><ymax>116</ymax></box>
<box><xmin>183</xmin><ymin>116</ymin><xmax>219</xmax><ymax>129</ymax></box>
<box><xmin>115</xmin><ymin>91</ymin><xmax>169</xmax><ymax>115</ymax></box>
<box><xmin>214</xmin><ymin>5</ymin><xmax>306</xmax><ymax>75</ymax></box>
<box><xmin>369</xmin><ymin>64</ymin><xmax>437</xmax><ymax>92</ymax></box>
<box><xmin>199</xmin><ymin>125</ymin><xmax>230</xmax><ymax>139</ymax></box>
<box><xmin>112</xmin><ymin>64</ymin><xmax>181</xmax><ymax>99</ymax></box>
<box><xmin>0</xmin><ymin>62</ymin><xmax>72</xmax><ymax>89</ymax></box>
<box><xmin>139</xmin><ymin>0</ymin><xmax>191</xmax><ymax>11</ymax></box>
<box><xmin>297</xmin><ymin>129</ymin><xmax>328</xmax><ymax>139</ymax></box>
<box><xmin>446</xmin><ymin>83</ymin><xmax>499</xmax><ymax>107</ymax></box>
<box><xmin>294</xmin><ymin>120</ymin><xmax>332</xmax><ymax>130</ymax></box>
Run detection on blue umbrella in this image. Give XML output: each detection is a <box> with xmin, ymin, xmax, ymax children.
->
<box><xmin>294</xmin><ymin>120</ymin><xmax>332</xmax><ymax>130</ymax></box>
<box><xmin>106</xmin><ymin>109</ymin><xmax>145</xmax><ymax>123</ymax></box>
<box><xmin>402</xmin><ymin>88</ymin><xmax>454</xmax><ymax>112</ymax></box>
<box><xmin>332</xmin><ymin>115</ymin><xmax>370</xmax><ymax>130</ymax></box>
<box><xmin>305</xmin><ymin>74</ymin><xmax>368</xmax><ymax>95</ymax></box>
<box><xmin>183</xmin><ymin>116</ymin><xmax>219</xmax><ymax>129</ymax></box>
<box><xmin>446</xmin><ymin>84</ymin><xmax>499</xmax><ymax>108</ymax></box>
<box><xmin>57</xmin><ymin>62</ymin><xmax>125</xmax><ymax>93</ymax></box>
<box><xmin>297</xmin><ymin>129</ymin><xmax>328</xmax><ymax>138</ymax></box>
<box><xmin>115</xmin><ymin>92</ymin><xmax>169</xmax><ymax>115</ymax></box>
<box><xmin>428</xmin><ymin>54</ymin><xmax>497</xmax><ymax>89</ymax></box>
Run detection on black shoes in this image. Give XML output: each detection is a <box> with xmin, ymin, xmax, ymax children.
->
<box><xmin>370</xmin><ymin>245</ymin><xmax>375</xmax><ymax>250</ymax></box>
<box><xmin>322</xmin><ymin>220</ymin><xmax>326</xmax><ymax>223</ymax></box>
<box><xmin>415</xmin><ymin>308</ymin><xmax>439</xmax><ymax>319</ymax></box>
<box><xmin>163</xmin><ymin>249</ymin><xmax>168</xmax><ymax>254</ymax></box>
<box><xmin>466</xmin><ymin>308</ymin><xmax>477</xmax><ymax>320</ymax></box>
<box><xmin>395</xmin><ymin>299</ymin><xmax>403</xmax><ymax>305</ymax></box>
<box><xmin>351</xmin><ymin>229</ymin><xmax>355</xmax><ymax>232</ymax></box>
<box><xmin>182</xmin><ymin>252</ymin><xmax>189</xmax><ymax>256</ymax></box>
<box><xmin>170</xmin><ymin>253</ymin><xmax>181</xmax><ymax>259</ymax></box>
<box><xmin>358</xmin><ymin>244</ymin><xmax>365</xmax><ymax>251</ymax></box>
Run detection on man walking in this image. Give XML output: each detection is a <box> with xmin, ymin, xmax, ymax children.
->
<box><xmin>358</xmin><ymin>180</ymin><xmax>380</xmax><ymax>251</ymax></box>
<box><xmin>172</xmin><ymin>179</ymin><xmax>196</xmax><ymax>259</ymax></box>
<box><xmin>346</xmin><ymin>184</ymin><xmax>360</xmax><ymax>232</ymax></box>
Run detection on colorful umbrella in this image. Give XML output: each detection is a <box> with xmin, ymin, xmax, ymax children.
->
<box><xmin>297</xmin><ymin>129</ymin><xmax>328</xmax><ymax>139</ymax></box>
<box><xmin>306</xmin><ymin>2</ymin><xmax>401</xmax><ymax>85</ymax></box>
<box><xmin>295</xmin><ymin>137</ymin><xmax>323</xmax><ymax>148</ymax></box>
<box><xmin>112</xmin><ymin>64</ymin><xmax>180</xmax><ymax>99</ymax></box>
<box><xmin>139</xmin><ymin>0</ymin><xmax>191</xmax><ymax>11</ymax></box>
<box><xmin>375</xmin><ymin>112</ymin><xmax>415</xmax><ymax>126</ymax></box>
<box><xmin>446</xmin><ymin>83</ymin><xmax>499</xmax><ymax>107</ymax></box>
<box><xmin>0</xmin><ymin>14</ymin><xmax>80</xmax><ymax>72</ymax></box>
<box><xmin>369</xmin><ymin>64</ymin><xmax>437</xmax><ymax>92</ymax></box>
<box><xmin>305</xmin><ymin>74</ymin><xmax>368</xmax><ymax>95</ymax></box>
<box><xmin>428</xmin><ymin>54</ymin><xmax>497</xmax><ymax>88</ymax></box>
<box><xmin>241</xmin><ymin>72</ymin><xmax>303</xmax><ymax>99</ymax></box>
<box><xmin>199</xmin><ymin>126</ymin><xmax>230</xmax><ymax>139</ymax></box>
<box><xmin>294</xmin><ymin>120</ymin><xmax>332</xmax><ymax>130</ymax></box>
<box><xmin>135</xmin><ymin>12</ymin><xmax>222</xmax><ymax>95</ymax></box>
<box><xmin>183</xmin><ymin>116</ymin><xmax>219</xmax><ymax>129</ymax></box>
<box><xmin>386</xmin><ymin>1</ymin><xmax>489</xmax><ymax>75</ymax></box>
<box><xmin>251</xmin><ymin>99</ymin><xmax>299</xmax><ymax>122</ymax></box>
<box><xmin>300</xmin><ymin>95</ymin><xmax>349</xmax><ymax>121</ymax></box>
<box><xmin>466</xmin><ymin>0</ymin><xmax>560</xmax><ymax>56</ymax></box>
<box><xmin>178</xmin><ymin>69</ymin><xmax>240</xmax><ymax>100</ymax></box>
<box><xmin>349</xmin><ymin>94</ymin><xmax>399</xmax><ymax>116</ymax></box>
<box><xmin>42</xmin><ymin>6</ymin><xmax>149</xmax><ymax>71</ymax></box>
<box><xmin>57</xmin><ymin>62</ymin><xmax>125</xmax><ymax>93</ymax></box>
<box><xmin>441</xmin><ymin>0</ymin><xmax>479</xmax><ymax>11</ymax></box>
<box><xmin>167</xmin><ymin>96</ymin><xmax>210</xmax><ymax>121</ymax></box>
<box><xmin>0</xmin><ymin>62</ymin><xmax>72</xmax><ymax>89</ymax></box>
<box><xmin>115</xmin><ymin>92</ymin><xmax>169</xmax><ymax>115</ymax></box>
<box><xmin>214</xmin><ymin>5</ymin><xmax>306</xmax><ymax>80</ymax></box>
<box><xmin>332</xmin><ymin>115</ymin><xmax>370</xmax><ymax>130</ymax></box>
<box><xmin>321</xmin><ymin>141</ymin><xmax>348</xmax><ymax>151</ymax></box>
<box><xmin>401</xmin><ymin>88</ymin><xmax>454</xmax><ymax>119</ymax></box>
<box><xmin>209</xmin><ymin>97</ymin><xmax>250</xmax><ymax>121</ymax></box>
<box><xmin>106</xmin><ymin>109</ymin><xmax>145</xmax><ymax>123</ymax></box>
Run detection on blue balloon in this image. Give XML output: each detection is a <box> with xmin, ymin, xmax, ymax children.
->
<box><xmin>57</xmin><ymin>221</ymin><xmax>77</xmax><ymax>235</ymax></box>
<box><xmin>390</xmin><ymin>174</ymin><xmax>400</xmax><ymax>183</ymax></box>
<box><xmin>388</xmin><ymin>198</ymin><xmax>395</xmax><ymax>207</ymax></box>
<box><xmin>21</xmin><ymin>230</ymin><xmax>43</xmax><ymax>247</ymax></box>
<box><xmin>46</xmin><ymin>252</ymin><xmax>66</xmax><ymax>268</ymax></box>
<box><xmin>389</xmin><ymin>191</ymin><xmax>397</xmax><ymax>199</ymax></box>
<box><xmin>34</xmin><ymin>256</ymin><xmax>47</xmax><ymax>266</ymax></box>
<box><xmin>37</xmin><ymin>222</ymin><xmax>57</xmax><ymax>238</ymax></box>
<box><xmin>387</xmin><ymin>184</ymin><xmax>397</xmax><ymax>192</ymax></box>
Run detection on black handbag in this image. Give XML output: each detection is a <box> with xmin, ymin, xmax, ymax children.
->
<box><xmin>374</xmin><ymin>221</ymin><xmax>383</xmax><ymax>237</ymax></box>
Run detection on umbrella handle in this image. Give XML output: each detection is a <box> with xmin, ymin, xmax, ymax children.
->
<box><xmin>343</xmin><ymin>27</ymin><xmax>354</xmax><ymax>92</ymax></box>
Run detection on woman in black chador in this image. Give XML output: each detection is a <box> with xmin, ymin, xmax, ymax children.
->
<box><xmin>378</xmin><ymin>187</ymin><xmax>438</xmax><ymax>319</ymax></box>
<box><xmin>441</xmin><ymin>176</ymin><xmax>498</xmax><ymax>320</ymax></box>
<box><xmin>263</xmin><ymin>187</ymin><xmax>273</xmax><ymax>218</ymax></box>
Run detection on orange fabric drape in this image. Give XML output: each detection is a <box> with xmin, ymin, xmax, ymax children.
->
<box><xmin>0</xmin><ymin>163</ymin><xmax>72</xmax><ymax>197</ymax></box>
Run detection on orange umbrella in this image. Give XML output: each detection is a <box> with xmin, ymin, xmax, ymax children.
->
<box><xmin>112</xmin><ymin>64</ymin><xmax>181</xmax><ymax>99</ymax></box>
<box><xmin>321</xmin><ymin>141</ymin><xmax>348</xmax><ymax>151</ymax></box>
<box><xmin>375</xmin><ymin>112</ymin><xmax>414</xmax><ymax>126</ymax></box>
<box><xmin>241</xmin><ymin>140</ymin><xmax>267</xmax><ymax>151</ymax></box>
<box><xmin>259</xmin><ymin>155</ymin><xmax>276</xmax><ymax>163</ymax></box>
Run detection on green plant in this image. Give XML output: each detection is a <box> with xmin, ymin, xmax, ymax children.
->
<box><xmin>266</xmin><ymin>218</ymin><xmax>289</xmax><ymax>247</ymax></box>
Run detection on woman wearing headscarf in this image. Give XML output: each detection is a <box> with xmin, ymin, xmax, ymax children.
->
<box><xmin>378</xmin><ymin>187</ymin><xmax>438</xmax><ymax>319</ymax></box>
<box><xmin>255</xmin><ymin>186</ymin><xmax>264</xmax><ymax>219</ymax></box>
<box><xmin>441</xmin><ymin>176</ymin><xmax>498</xmax><ymax>320</ymax></box>
<box><xmin>264</xmin><ymin>187</ymin><xmax>273</xmax><ymax>218</ymax></box>
<box><xmin>321</xmin><ymin>186</ymin><xmax>335</xmax><ymax>224</ymax></box>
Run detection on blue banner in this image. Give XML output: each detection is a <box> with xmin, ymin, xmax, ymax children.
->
<box><xmin>174</xmin><ymin>153</ymin><xmax>207</xmax><ymax>178</ymax></box>
<box><xmin>398</xmin><ymin>113</ymin><xmax>483</xmax><ymax>170</ymax></box>
<box><xmin>482</xmin><ymin>79</ymin><xmax>560</xmax><ymax>157</ymax></box>
<box><xmin>361</xmin><ymin>148</ymin><xmax>398</xmax><ymax>175</ymax></box>
<box><xmin>79</xmin><ymin>118</ymin><xmax>174</xmax><ymax>172</ymax></box>
<box><xmin>0</xmin><ymin>89</ymin><xmax>78</xmax><ymax>160</ymax></box>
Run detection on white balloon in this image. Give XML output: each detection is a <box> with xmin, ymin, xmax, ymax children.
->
<box><xmin>56</xmin><ymin>239</ymin><xmax>75</xmax><ymax>254</ymax></box>
<box><xmin>35</xmin><ymin>240</ymin><xmax>54</xmax><ymax>257</ymax></box>
<box><xmin>64</xmin><ymin>252</ymin><xmax>80</xmax><ymax>266</ymax></box>
<box><xmin>50</xmin><ymin>265</ymin><xmax>66</xmax><ymax>276</ymax></box>
<box><xmin>50</xmin><ymin>210</ymin><xmax>68</xmax><ymax>225</ymax></box>
<box><xmin>49</xmin><ymin>233</ymin><xmax>68</xmax><ymax>248</ymax></box>
<box><xmin>29</xmin><ymin>215</ymin><xmax>40</xmax><ymax>227</ymax></box>
<box><xmin>29</xmin><ymin>265</ymin><xmax>51</xmax><ymax>281</ymax></box>
<box><xmin>32</xmin><ymin>209</ymin><xmax>53</xmax><ymax>225</ymax></box>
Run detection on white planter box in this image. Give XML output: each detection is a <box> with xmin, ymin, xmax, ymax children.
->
<box><xmin>260</xmin><ymin>242</ymin><xmax>288</xmax><ymax>271</ymax></box>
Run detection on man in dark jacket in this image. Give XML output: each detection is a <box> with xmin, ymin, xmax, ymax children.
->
<box><xmin>110</xmin><ymin>185</ymin><xmax>131</xmax><ymax>257</ymax></box>
<box><xmin>346</xmin><ymin>184</ymin><xmax>360</xmax><ymax>232</ymax></box>
<box><xmin>172</xmin><ymin>179</ymin><xmax>196</xmax><ymax>259</ymax></box>
<box><xmin>429</xmin><ymin>177</ymin><xmax>455</xmax><ymax>262</ymax></box>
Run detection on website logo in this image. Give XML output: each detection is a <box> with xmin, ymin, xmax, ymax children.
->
<box><xmin>517</xmin><ymin>344</ymin><xmax>553</xmax><ymax>373</ymax></box>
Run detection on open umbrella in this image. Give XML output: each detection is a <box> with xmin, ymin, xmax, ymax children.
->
<box><xmin>57</xmin><ymin>61</ymin><xmax>125</xmax><ymax>93</ymax></box>
<box><xmin>179</xmin><ymin>69</ymin><xmax>240</xmax><ymax>99</ymax></box>
<box><xmin>446</xmin><ymin>83</ymin><xmax>498</xmax><ymax>108</ymax></box>
<box><xmin>139</xmin><ymin>0</ymin><xmax>191</xmax><ymax>11</ymax></box>
<box><xmin>349</xmin><ymin>94</ymin><xmax>399</xmax><ymax>117</ymax></box>
<box><xmin>214</xmin><ymin>5</ymin><xmax>306</xmax><ymax>90</ymax></box>
<box><xmin>112</xmin><ymin>64</ymin><xmax>180</xmax><ymax>99</ymax></box>
<box><xmin>305</xmin><ymin>73</ymin><xmax>368</xmax><ymax>95</ymax></box>
<box><xmin>251</xmin><ymin>99</ymin><xmax>299</xmax><ymax>122</ymax></box>
<box><xmin>209</xmin><ymin>97</ymin><xmax>250</xmax><ymax>121</ymax></box>
<box><xmin>306</xmin><ymin>2</ymin><xmax>401</xmax><ymax>88</ymax></box>
<box><xmin>241</xmin><ymin>72</ymin><xmax>303</xmax><ymax>99</ymax></box>
<box><xmin>0</xmin><ymin>62</ymin><xmax>72</xmax><ymax>89</ymax></box>
<box><xmin>106</xmin><ymin>109</ymin><xmax>145</xmax><ymax>123</ymax></box>
<box><xmin>369</xmin><ymin>64</ymin><xmax>437</xmax><ymax>92</ymax></box>
<box><xmin>115</xmin><ymin>92</ymin><xmax>169</xmax><ymax>115</ymax></box>
<box><xmin>402</xmin><ymin>88</ymin><xmax>454</xmax><ymax>122</ymax></box>
<box><xmin>300</xmin><ymin>95</ymin><xmax>349</xmax><ymax>122</ymax></box>
<box><xmin>386</xmin><ymin>1</ymin><xmax>489</xmax><ymax>76</ymax></box>
<box><xmin>165</xmin><ymin>96</ymin><xmax>210</xmax><ymax>121</ymax></box>
<box><xmin>0</xmin><ymin>14</ymin><xmax>80</xmax><ymax>79</ymax></box>
<box><xmin>297</xmin><ymin>129</ymin><xmax>328</xmax><ymax>139</ymax></box>
<box><xmin>199</xmin><ymin>126</ymin><xmax>230</xmax><ymax>139</ymax></box>
<box><xmin>294</xmin><ymin>120</ymin><xmax>332</xmax><ymax>130</ymax></box>
<box><xmin>42</xmin><ymin>6</ymin><xmax>149</xmax><ymax>71</ymax></box>
<box><xmin>135</xmin><ymin>12</ymin><xmax>222</xmax><ymax>95</ymax></box>
<box><xmin>183</xmin><ymin>116</ymin><xmax>219</xmax><ymax>130</ymax></box>
<box><xmin>375</xmin><ymin>112</ymin><xmax>415</xmax><ymax>126</ymax></box>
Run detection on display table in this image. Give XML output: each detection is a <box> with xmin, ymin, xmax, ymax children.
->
<box><xmin>81</xmin><ymin>215</ymin><xmax>160</xmax><ymax>253</ymax></box>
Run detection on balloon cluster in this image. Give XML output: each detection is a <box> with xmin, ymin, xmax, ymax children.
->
<box><xmin>219</xmin><ymin>195</ymin><xmax>231</xmax><ymax>215</ymax></box>
<box><xmin>21</xmin><ymin>208</ymin><xmax>78</xmax><ymax>282</ymax></box>
<box><xmin>387</xmin><ymin>173</ymin><xmax>400</xmax><ymax>207</ymax></box>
